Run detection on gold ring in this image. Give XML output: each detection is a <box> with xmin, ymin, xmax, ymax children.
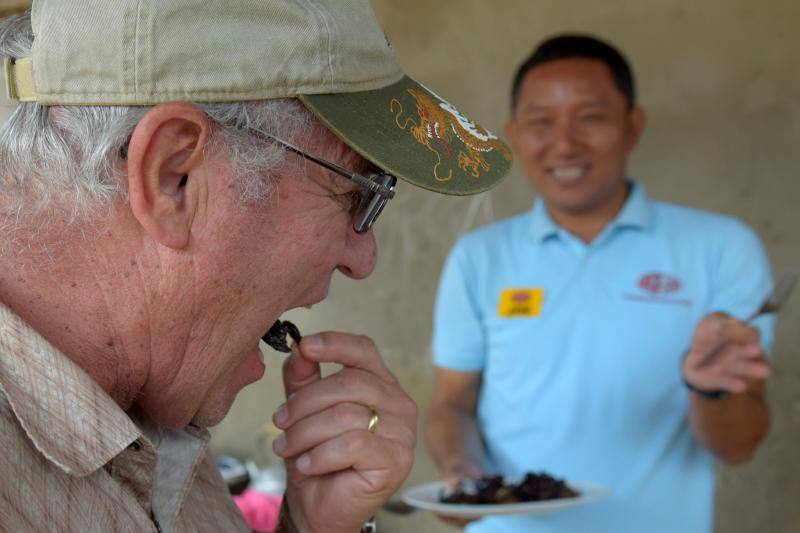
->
<box><xmin>367</xmin><ymin>409</ymin><xmax>379</xmax><ymax>433</ymax></box>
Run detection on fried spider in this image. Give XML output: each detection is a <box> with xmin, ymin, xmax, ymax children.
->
<box><xmin>440</xmin><ymin>472</ymin><xmax>578</xmax><ymax>504</ymax></box>
<box><xmin>261</xmin><ymin>320</ymin><xmax>302</xmax><ymax>353</ymax></box>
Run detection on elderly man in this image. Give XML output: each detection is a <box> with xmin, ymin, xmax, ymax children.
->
<box><xmin>0</xmin><ymin>2</ymin><xmax>510</xmax><ymax>532</ymax></box>
<box><xmin>426</xmin><ymin>34</ymin><xmax>774</xmax><ymax>532</ymax></box>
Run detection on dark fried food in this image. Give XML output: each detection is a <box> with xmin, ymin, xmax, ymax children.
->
<box><xmin>262</xmin><ymin>320</ymin><xmax>302</xmax><ymax>353</ymax></box>
<box><xmin>440</xmin><ymin>472</ymin><xmax>579</xmax><ymax>504</ymax></box>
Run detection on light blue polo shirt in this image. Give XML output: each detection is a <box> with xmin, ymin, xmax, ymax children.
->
<box><xmin>432</xmin><ymin>182</ymin><xmax>774</xmax><ymax>533</ymax></box>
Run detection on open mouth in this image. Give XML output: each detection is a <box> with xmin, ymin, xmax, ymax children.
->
<box><xmin>548</xmin><ymin>165</ymin><xmax>588</xmax><ymax>184</ymax></box>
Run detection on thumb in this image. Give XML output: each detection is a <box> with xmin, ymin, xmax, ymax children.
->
<box><xmin>691</xmin><ymin>313</ymin><xmax>728</xmax><ymax>355</ymax></box>
<box><xmin>282</xmin><ymin>342</ymin><xmax>321</xmax><ymax>398</ymax></box>
<box><xmin>444</xmin><ymin>463</ymin><xmax>484</xmax><ymax>488</ymax></box>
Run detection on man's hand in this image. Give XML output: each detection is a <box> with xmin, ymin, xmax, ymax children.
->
<box><xmin>435</xmin><ymin>463</ymin><xmax>484</xmax><ymax>529</ymax></box>
<box><xmin>683</xmin><ymin>312</ymin><xmax>770</xmax><ymax>394</ymax></box>
<box><xmin>426</xmin><ymin>367</ymin><xmax>486</xmax><ymax>529</ymax></box>
<box><xmin>272</xmin><ymin>331</ymin><xmax>418</xmax><ymax>533</ymax></box>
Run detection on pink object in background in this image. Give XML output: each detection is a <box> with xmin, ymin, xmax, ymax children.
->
<box><xmin>234</xmin><ymin>489</ymin><xmax>283</xmax><ymax>532</ymax></box>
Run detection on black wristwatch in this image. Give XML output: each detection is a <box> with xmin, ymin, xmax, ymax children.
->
<box><xmin>683</xmin><ymin>378</ymin><xmax>730</xmax><ymax>400</ymax></box>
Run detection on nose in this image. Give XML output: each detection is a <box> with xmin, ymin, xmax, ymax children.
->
<box><xmin>550</xmin><ymin>118</ymin><xmax>580</xmax><ymax>157</ymax></box>
<box><xmin>337</xmin><ymin>227</ymin><xmax>377</xmax><ymax>280</ymax></box>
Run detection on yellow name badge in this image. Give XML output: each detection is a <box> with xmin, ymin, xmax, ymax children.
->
<box><xmin>497</xmin><ymin>288</ymin><xmax>544</xmax><ymax>318</ymax></box>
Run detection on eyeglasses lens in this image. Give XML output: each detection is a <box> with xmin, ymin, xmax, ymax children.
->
<box><xmin>354</xmin><ymin>173</ymin><xmax>397</xmax><ymax>233</ymax></box>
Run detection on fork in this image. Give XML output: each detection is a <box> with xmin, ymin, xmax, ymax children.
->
<box><xmin>745</xmin><ymin>272</ymin><xmax>797</xmax><ymax>322</ymax></box>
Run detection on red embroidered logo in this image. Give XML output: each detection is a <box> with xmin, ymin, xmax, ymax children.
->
<box><xmin>511</xmin><ymin>292</ymin><xmax>531</xmax><ymax>303</ymax></box>
<box><xmin>638</xmin><ymin>273</ymin><xmax>682</xmax><ymax>294</ymax></box>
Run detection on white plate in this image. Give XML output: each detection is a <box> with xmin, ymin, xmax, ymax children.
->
<box><xmin>401</xmin><ymin>480</ymin><xmax>610</xmax><ymax>518</ymax></box>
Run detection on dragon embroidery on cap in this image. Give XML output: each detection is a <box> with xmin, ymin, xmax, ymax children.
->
<box><xmin>390</xmin><ymin>87</ymin><xmax>511</xmax><ymax>182</ymax></box>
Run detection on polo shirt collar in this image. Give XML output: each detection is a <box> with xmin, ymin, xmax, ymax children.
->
<box><xmin>529</xmin><ymin>196</ymin><xmax>560</xmax><ymax>241</ymax></box>
<box><xmin>529</xmin><ymin>180</ymin><xmax>652</xmax><ymax>242</ymax></box>
<box><xmin>610</xmin><ymin>181</ymin><xmax>652</xmax><ymax>231</ymax></box>
<box><xmin>0</xmin><ymin>304</ymin><xmax>142</xmax><ymax>477</ymax></box>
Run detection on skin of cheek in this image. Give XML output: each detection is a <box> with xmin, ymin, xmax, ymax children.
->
<box><xmin>153</xmin><ymin>202</ymin><xmax>348</xmax><ymax>426</ymax></box>
<box><xmin>516</xmin><ymin>121</ymin><xmax>629</xmax><ymax>213</ymax></box>
<box><xmin>140</xmin><ymin>132</ymin><xmax>364</xmax><ymax>427</ymax></box>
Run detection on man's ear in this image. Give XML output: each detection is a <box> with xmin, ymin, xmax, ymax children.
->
<box><xmin>504</xmin><ymin>117</ymin><xmax>520</xmax><ymax>154</ymax></box>
<box><xmin>126</xmin><ymin>102</ymin><xmax>212</xmax><ymax>249</ymax></box>
<box><xmin>625</xmin><ymin>106</ymin><xmax>647</xmax><ymax>152</ymax></box>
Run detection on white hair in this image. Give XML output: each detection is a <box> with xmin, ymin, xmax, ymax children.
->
<box><xmin>0</xmin><ymin>10</ymin><xmax>315</xmax><ymax>223</ymax></box>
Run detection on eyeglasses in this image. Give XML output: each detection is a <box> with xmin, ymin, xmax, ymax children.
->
<box><xmin>249</xmin><ymin>128</ymin><xmax>397</xmax><ymax>233</ymax></box>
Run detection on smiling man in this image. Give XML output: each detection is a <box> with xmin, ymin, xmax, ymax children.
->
<box><xmin>0</xmin><ymin>2</ymin><xmax>510</xmax><ymax>533</ymax></box>
<box><xmin>426</xmin><ymin>34</ymin><xmax>775</xmax><ymax>532</ymax></box>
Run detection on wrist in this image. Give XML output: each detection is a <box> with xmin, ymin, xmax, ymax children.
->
<box><xmin>683</xmin><ymin>377</ymin><xmax>730</xmax><ymax>400</ymax></box>
<box><xmin>682</xmin><ymin>350</ymin><xmax>730</xmax><ymax>400</ymax></box>
<box><xmin>276</xmin><ymin>492</ymin><xmax>319</xmax><ymax>533</ymax></box>
<box><xmin>275</xmin><ymin>496</ymin><xmax>300</xmax><ymax>533</ymax></box>
<box><xmin>277</xmin><ymin>491</ymin><xmax>377</xmax><ymax>533</ymax></box>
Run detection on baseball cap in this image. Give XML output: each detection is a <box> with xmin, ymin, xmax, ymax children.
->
<box><xmin>3</xmin><ymin>0</ymin><xmax>511</xmax><ymax>195</ymax></box>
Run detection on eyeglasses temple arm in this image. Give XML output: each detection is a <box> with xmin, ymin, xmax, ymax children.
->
<box><xmin>250</xmin><ymin>128</ymin><xmax>395</xmax><ymax>198</ymax></box>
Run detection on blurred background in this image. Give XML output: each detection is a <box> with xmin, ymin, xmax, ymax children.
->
<box><xmin>2</xmin><ymin>0</ymin><xmax>797</xmax><ymax>531</ymax></box>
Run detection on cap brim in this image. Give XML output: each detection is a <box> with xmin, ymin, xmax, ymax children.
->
<box><xmin>299</xmin><ymin>76</ymin><xmax>511</xmax><ymax>196</ymax></box>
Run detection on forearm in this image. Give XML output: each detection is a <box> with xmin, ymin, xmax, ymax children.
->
<box><xmin>425</xmin><ymin>403</ymin><xmax>486</xmax><ymax>475</ymax></box>
<box><xmin>688</xmin><ymin>386</ymin><xmax>770</xmax><ymax>464</ymax></box>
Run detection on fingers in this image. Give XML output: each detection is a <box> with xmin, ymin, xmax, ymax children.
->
<box><xmin>273</xmin><ymin>401</ymin><xmax>414</xmax><ymax>460</ymax></box>
<box><xmin>288</xmin><ymin>430</ymin><xmax>413</xmax><ymax>482</ymax></box>
<box><xmin>703</xmin><ymin>374</ymin><xmax>747</xmax><ymax>395</ymax></box>
<box><xmin>274</xmin><ymin>330</ymin><xmax>418</xmax><ymax>481</ymax></box>
<box><xmin>718</xmin><ymin>315</ymin><xmax>760</xmax><ymax>345</ymax></box>
<box><xmin>692</xmin><ymin>342</ymin><xmax>763</xmax><ymax>372</ymax></box>
<box><xmin>276</xmin><ymin>330</ymin><xmax>418</xmax><ymax>533</ymax></box>
<box><xmin>686</xmin><ymin>343</ymin><xmax>770</xmax><ymax>392</ymax></box>
<box><xmin>686</xmin><ymin>311</ymin><xmax>770</xmax><ymax>393</ymax></box>
<box><xmin>694</xmin><ymin>313</ymin><xmax>760</xmax><ymax>349</ymax></box>
<box><xmin>299</xmin><ymin>331</ymin><xmax>395</xmax><ymax>383</ymax></box>
<box><xmin>274</xmin><ymin>366</ymin><xmax>403</xmax><ymax>428</ymax></box>
<box><xmin>442</xmin><ymin>462</ymin><xmax>484</xmax><ymax>489</ymax></box>
<box><xmin>275</xmin><ymin>331</ymin><xmax>416</xmax><ymax>438</ymax></box>
<box><xmin>273</xmin><ymin>402</ymin><xmax>372</xmax><ymax>459</ymax></box>
<box><xmin>436</xmin><ymin>514</ymin><xmax>477</xmax><ymax>528</ymax></box>
<box><xmin>701</xmin><ymin>360</ymin><xmax>769</xmax><ymax>394</ymax></box>
<box><xmin>282</xmin><ymin>343</ymin><xmax>321</xmax><ymax>399</ymax></box>
<box><xmin>273</xmin><ymin>368</ymin><xmax>417</xmax><ymax>461</ymax></box>
<box><xmin>726</xmin><ymin>353</ymin><xmax>770</xmax><ymax>380</ymax></box>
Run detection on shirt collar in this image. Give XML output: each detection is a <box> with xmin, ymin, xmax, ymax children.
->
<box><xmin>0</xmin><ymin>304</ymin><xmax>142</xmax><ymax>477</ymax></box>
<box><xmin>610</xmin><ymin>181</ymin><xmax>652</xmax><ymax>231</ymax></box>
<box><xmin>529</xmin><ymin>196</ymin><xmax>560</xmax><ymax>242</ymax></box>
<box><xmin>528</xmin><ymin>180</ymin><xmax>652</xmax><ymax>242</ymax></box>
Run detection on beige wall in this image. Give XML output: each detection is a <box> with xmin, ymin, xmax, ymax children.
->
<box><xmin>213</xmin><ymin>2</ymin><xmax>800</xmax><ymax>532</ymax></box>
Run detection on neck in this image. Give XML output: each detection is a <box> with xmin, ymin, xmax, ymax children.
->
<box><xmin>547</xmin><ymin>183</ymin><xmax>630</xmax><ymax>243</ymax></box>
<box><xmin>0</xmin><ymin>213</ymin><xmax>152</xmax><ymax>409</ymax></box>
